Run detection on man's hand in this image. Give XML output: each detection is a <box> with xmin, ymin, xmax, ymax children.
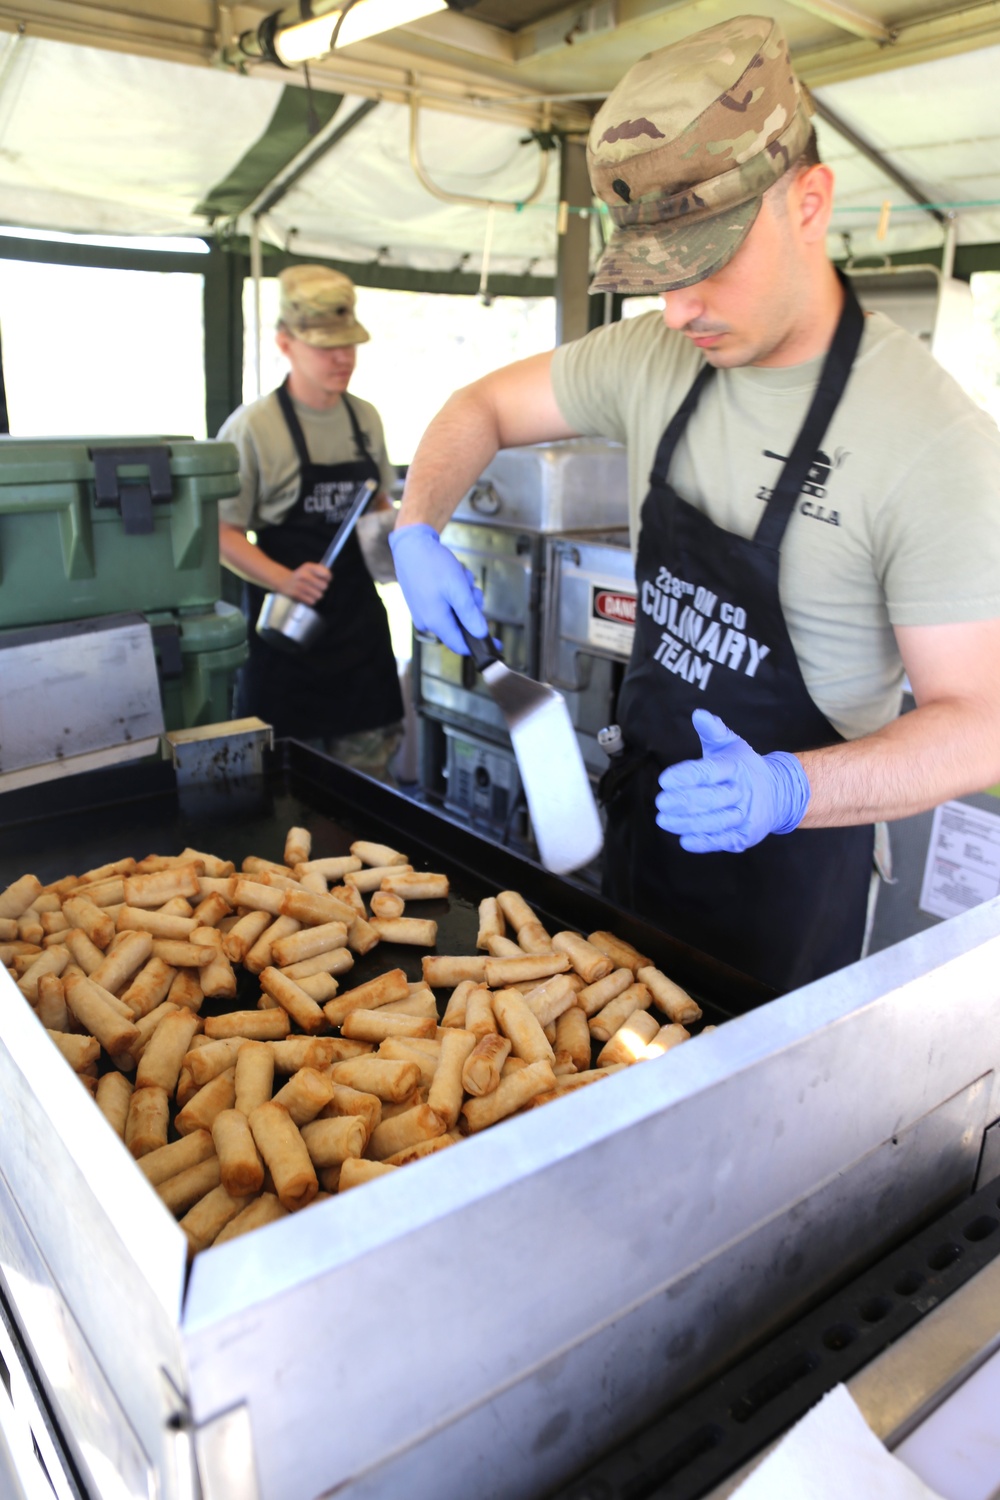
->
<box><xmin>388</xmin><ymin>523</ymin><xmax>488</xmax><ymax>655</ymax></box>
<box><xmin>655</xmin><ymin>709</ymin><xmax>811</xmax><ymax>853</ymax></box>
<box><xmin>285</xmin><ymin>561</ymin><xmax>332</xmax><ymax>606</ymax></box>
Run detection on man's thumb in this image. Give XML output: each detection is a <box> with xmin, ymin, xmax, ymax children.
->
<box><xmin>692</xmin><ymin>708</ymin><xmax>736</xmax><ymax>755</ymax></box>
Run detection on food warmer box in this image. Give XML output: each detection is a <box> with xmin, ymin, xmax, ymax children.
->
<box><xmin>2</xmin><ymin>743</ymin><xmax>1000</xmax><ymax>1500</ymax></box>
<box><xmin>414</xmin><ymin>439</ymin><xmax>629</xmax><ymax>850</ymax></box>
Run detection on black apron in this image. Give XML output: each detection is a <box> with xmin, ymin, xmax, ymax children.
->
<box><xmin>235</xmin><ymin>383</ymin><xmax>403</xmax><ymax>741</ymax></box>
<box><xmin>602</xmin><ymin>276</ymin><xmax>874</xmax><ymax>995</ymax></box>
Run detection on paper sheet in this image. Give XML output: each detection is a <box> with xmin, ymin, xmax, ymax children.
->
<box><xmin>731</xmin><ymin>1385</ymin><xmax>946</xmax><ymax>1500</ymax></box>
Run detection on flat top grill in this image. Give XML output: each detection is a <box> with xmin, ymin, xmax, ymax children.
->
<box><xmin>0</xmin><ymin>740</ymin><xmax>772</xmax><ymax>1019</ymax></box>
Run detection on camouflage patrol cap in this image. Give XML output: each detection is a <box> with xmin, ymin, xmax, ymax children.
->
<box><xmin>588</xmin><ymin>15</ymin><xmax>813</xmax><ymax>294</ymax></box>
<box><xmin>278</xmin><ymin>264</ymin><xmax>370</xmax><ymax>347</ymax></box>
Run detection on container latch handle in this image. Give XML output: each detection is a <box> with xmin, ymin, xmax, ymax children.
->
<box><xmin>90</xmin><ymin>445</ymin><xmax>174</xmax><ymax>535</ymax></box>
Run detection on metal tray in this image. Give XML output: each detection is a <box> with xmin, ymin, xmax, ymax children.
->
<box><xmin>1</xmin><ymin>745</ymin><xmax>999</xmax><ymax>1500</ymax></box>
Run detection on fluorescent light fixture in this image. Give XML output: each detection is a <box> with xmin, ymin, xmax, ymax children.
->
<box><xmin>270</xmin><ymin>0</ymin><xmax>447</xmax><ymax>65</ymax></box>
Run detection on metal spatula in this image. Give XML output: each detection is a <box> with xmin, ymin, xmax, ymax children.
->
<box><xmin>459</xmin><ymin>624</ymin><xmax>604</xmax><ymax>875</ymax></box>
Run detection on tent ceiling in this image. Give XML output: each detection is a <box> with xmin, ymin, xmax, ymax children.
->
<box><xmin>0</xmin><ymin>1</ymin><xmax>996</xmax><ymax>280</ymax></box>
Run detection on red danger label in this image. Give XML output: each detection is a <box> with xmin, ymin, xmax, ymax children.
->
<box><xmin>593</xmin><ymin>590</ymin><xmax>636</xmax><ymax>624</ymax></box>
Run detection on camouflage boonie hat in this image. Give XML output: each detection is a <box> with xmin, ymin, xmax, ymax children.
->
<box><xmin>588</xmin><ymin>15</ymin><xmax>813</xmax><ymax>294</ymax></box>
<box><xmin>278</xmin><ymin>265</ymin><xmax>370</xmax><ymax>347</ymax></box>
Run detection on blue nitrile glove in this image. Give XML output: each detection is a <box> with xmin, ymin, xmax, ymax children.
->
<box><xmin>388</xmin><ymin>523</ymin><xmax>488</xmax><ymax>656</ymax></box>
<box><xmin>654</xmin><ymin>709</ymin><xmax>811</xmax><ymax>854</ymax></box>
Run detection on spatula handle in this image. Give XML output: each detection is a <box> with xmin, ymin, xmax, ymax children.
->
<box><xmin>456</xmin><ymin>620</ymin><xmax>501</xmax><ymax>671</ymax></box>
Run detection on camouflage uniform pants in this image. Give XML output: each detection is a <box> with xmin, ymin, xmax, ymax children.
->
<box><xmin>302</xmin><ymin>723</ymin><xmax>405</xmax><ymax>784</ymax></box>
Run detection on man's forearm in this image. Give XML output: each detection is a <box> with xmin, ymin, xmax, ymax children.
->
<box><xmin>219</xmin><ymin>526</ymin><xmax>293</xmax><ymax>594</ymax></box>
<box><xmin>396</xmin><ymin>385</ymin><xmax>502</xmax><ymax>532</ymax></box>
<box><xmin>797</xmin><ymin>698</ymin><xmax>1000</xmax><ymax>826</ymax></box>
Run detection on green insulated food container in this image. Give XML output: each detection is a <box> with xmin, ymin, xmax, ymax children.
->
<box><xmin>0</xmin><ymin>437</ymin><xmax>240</xmax><ymax>629</ymax></box>
<box><xmin>145</xmin><ymin>603</ymin><xmax>249</xmax><ymax>731</ymax></box>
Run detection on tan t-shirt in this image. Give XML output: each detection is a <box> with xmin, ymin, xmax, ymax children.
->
<box><xmin>217</xmin><ymin>387</ymin><xmax>395</xmax><ymax>530</ymax></box>
<box><xmin>551</xmin><ymin>310</ymin><xmax>1000</xmax><ymax>740</ymax></box>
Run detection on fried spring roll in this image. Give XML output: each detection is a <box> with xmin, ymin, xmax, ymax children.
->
<box><xmin>636</xmin><ymin>966</ymin><xmax>703</xmax><ymax>1026</ymax></box>
<box><xmin>17</xmin><ymin>946</ymin><xmax>70</xmax><ymax>1002</ymax></box>
<box><xmin>280</xmin><ymin>947</ymin><xmax>354</xmax><ymax>981</ymax></box>
<box><xmin>495</xmin><ymin>890</ymin><xmax>535</xmax><ymax>931</ymax></box>
<box><xmin>231</xmin><ymin>877</ymin><xmax>286</xmax><ymax>916</ymax></box>
<box><xmin>464</xmin><ymin>985</ymin><xmax>498</xmax><ymax>1039</ymax></box>
<box><xmin>339</xmin><ymin>1158</ymin><xmax>397</xmax><ymax>1191</ymax></box>
<box><xmin>486</xmin><ymin>935</ymin><xmax>523</xmax><ymax>958</ymax></box>
<box><xmin>241</xmin><ymin>855</ymin><xmax>292</xmax><ymax>878</ymax></box>
<box><xmin>154</xmin><ymin>1156</ymin><xmax>223</xmax><ymax>1217</ymax></box>
<box><xmin>192</xmin><ymin>892</ymin><xmax>232</xmax><ymax>929</ymax></box>
<box><xmin>300</xmin><ymin>1115</ymin><xmax>368</xmax><ymax>1167</ymax></box>
<box><xmin>377</xmin><ymin>1038</ymin><xmax>439</xmax><ymax>1090</ymax></box>
<box><xmin>341</xmin><ymin>1009</ymin><xmax>435</xmax><ymax>1043</ymax></box>
<box><xmin>475</xmin><ymin>897</ymin><xmax>505</xmax><ymax>951</ymax></box>
<box><xmin>39</xmin><ymin>910</ymin><xmax>69</xmax><ymax>935</ymax></box>
<box><xmin>121</xmin><ymin>957</ymin><xmax>177</xmax><ymax>1019</ymax></box>
<box><xmin>248</xmin><ymin>1102</ymin><xmax>318</xmax><ymax>1212</ymax></box>
<box><xmin>244</xmin><ymin>915</ymin><xmax>302</xmax><ymax>975</ymax></box>
<box><xmin>0</xmin><ymin>874</ymin><xmax>43</xmax><ymax>921</ymax></box>
<box><xmin>35</xmin><ymin>972</ymin><xmax>70</xmax><ymax>1032</ymax></box>
<box><xmin>292</xmin><ymin>972</ymin><xmax>339</xmax><ymax>1004</ymax></box>
<box><xmin>366</xmin><ymin>1103</ymin><xmax>445</xmax><ymax>1161</ymax></box>
<box><xmin>234</xmin><ymin>1040</ymin><xmax>275</xmax><ymax>1114</ymax></box>
<box><xmin>461</xmin><ymin>1033</ymin><xmax>511</xmax><ymax>1096</ymax></box>
<box><xmin>95</xmin><ymin>1071</ymin><xmax>133</xmax><ymax>1138</ymax></box>
<box><xmin>597</xmin><ymin>1008</ymin><xmax>661</xmax><ymax>1067</ymax></box>
<box><xmin>641</xmin><ymin>1023</ymin><xmax>691</xmax><ymax>1059</ymax></box>
<box><xmin>62</xmin><ymin>926</ymin><xmax>107</xmax><ymax>975</ymax></box>
<box><xmin>368</xmin><ymin>917</ymin><xmax>437</xmax><ymax>946</ymax></box>
<box><xmin>204</xmin><ymin>1009</ymin><xmax>290</xmax><ymax>1041</ymax></box>
<box><xmin>492</xmin><ymin>988</ymin><xmax>555</xmax><ymax>1065</ymax></box>
<box><xmin>331</xmin><ymin>883</ymin><xmax>366</xmax><ymax>917</ymax></box>
<box><xmin>123</xmin><ymin>865</ymin><xmax>201</xmax><ymax>909</ymax></box>
<box><xmin>382</xmin><ymin>1131</ymin><xmax>462</xmax><ymax>1166</ymax></box>
<box><xmin>139</xmin><ymin>1128</ymin><xmax>215</xmax><ymax>1186</ymax></box>
<box><xmin>63</xmin><ymin>895</ymin><xmax>115</xmax><ymax>949</ymax></box>
<box><xmin>322</xmin><ymin>967</ymin><xmax>409</xmax><ymax>1027</ymax></box>
<box><xmin>517</xmin><ymin>921</ymin><xmax>554</xmax><ymax>955</ymax></box>
<box><xmin>378</xmin><ymin>871</ymin><xmax>449</xmax><ymax>901</ymax></box>
<box><xmin>125</xmin><ymin>1085</ymin><xmax>170</xmax><ymax>1156</ymax></box>
<box><xmin>0</xmin><ymin>917</ymin><xmax>17</xmax><ymax>941</ymax></box>
<box><xmin>117</xmin><ymin>907</ymin><xmax>197</xmax><ymax>941</ymax></box>
<box><xmin>589</xmin><ymin>983</ymin><xmax>651</xmax><ymax>1043</ymax></box>
<box><xmin>190</xmin><ymin>927</ymin><xmax>237</xmax><ymax>1001</ymax></box>
<box><xmin>122</xmin><ymin>1001</ymin><xmax>180</xmax><ymax>1068</ymax></box>
<box><xmin>520</xmin><ymin>972</ymin><xmax>581</xmax><ymax>1029</ymax></box>
<box><xmin>577</xmin><ymin>967</ymin><xmax>636</xmax><ymax>1018</ymax></box>
<box><xmin>377</xmin><ymin>988</ymin><xmax>438</xmax><ymax>1019</ymax></box>
<box><xmin>222</xmin><ymin>909</ymin><xmax>271</xmax><ymax>964</ymax></box>
<box><xmin>212</xmin><ymin>1109</ymin><xmax>265</xmax><ymax>1196</ymax></box>
<box><xmin>167</xmin><ymin>969</ymin><xmax>203</xmax><ymax>1012</ymax></box>
<box><xmin>64</xmin><ymin>971</ymin><xmax>141</xmax><ymax>1056</ymax></box>
<box><xmin>555</xmin><ymin>1005</ymin><xmax>592</xmax><ymax>1073</ymax></box>
<box><xmin>551</xmin><ymin>931</ymin><xmax>614</xmax><ymax>984</ymax></box>
<box><xmin>284</xmin><ymin>826</ymin><xmax>311</xmax><ymax>867</ymax></box>
<box><xmin>136</xmin><ymin>1009</ymin><xmax>202</xmax><ymax>1093</ymax></box>
<box><xmin>344</xmin><ymin>864</ymin><xmax>413</xmax><ymax>896</ymax></box>
<box><xmin>328</xmin><ymin>1057</ymin><xmax>420</xmax><ymax>1103</ymax></box>
<box><xmin>280</xmin><ymin>888</ymin><xmax>356</xmax><ymax>927</ymax></box>
<box><xmin>179</xmin><ymin>847</ymin><xmax>234</xmax><ymax>880</ymax></box>
<box><xmin>440</xmin><ymin>978</ymin><xmax>475</xmax><ymax>1029</ymax></box>
<box><xmin>461</xmin><ymin>1061</ymin><xmax>556</xmax><ymax>1132</ymax></box>
<box><xmin>174</xmin><ymin>1068</ymin><xmax>237</xmax><ymax>1135</ymax></box>
<box><xmin>46</xmin><ymin>1031</ymin><xmax>99</xmax><ymax>1071</ymax></box>
<box><xmin>345</xmin><ymin>915</ymin><xmax>379</xmax><ymax>955</ymax></box>
<box><xmin>270</xmin><ymin>920</ymin><xmax>348</xmax><ymax>968</ymax></box>
<box><xmin>427</xmin><ymin>1029</ymin><xmax>477</xmax><ymax>1128</ymax></box>
<box><xmin>370</xmin><ymin>891</ymin><xmax>405</xmax><ymax>919</ymax></box>
<box><xmin>350</xmin><ymin>840</ymin><xmax>408</xmax><ymax>868</ymax></box>
<box><xmin>294</xmin><ymin>855</ymin><xmax>362</xmax><ymax>881</ymax></box>
<box><xmin>180</xmin><ymin>1184</ymin><xmax>252</xmax><ymax>1258</ymax></box>
<box><xmin>89</xmin><ymin>931</ymin><xmax>154</xmax><ymax>996</ymax></box>
<box><xmin>271</xmin><ymin>1067</ymin><xmax>336</xmax><ymax>1126</ymax></box>
<box><xmin>484</xmin><ymin>954</ymin><xmax>570</xmax><ymax>987</ymax></box>
<box><xmin>319</xmin><ymin>1083</ymin><xmax>382</xmax><ymax>1137</ymax></box>
<box><xmin>259</xmin><ymin>966</ymin><xmax>327</xmax><ymax>1034</ymax></box>
<box><xmin>421</xmin><ymin>955</ymin><xmax>488</xmax><ymax>988</ymax></box>
<box><xmin>212</xmin><ymin>1192</ymin><xmax>288</xmax><ymax>1244</ymax></box>
<box><xmin>587</xmin><ymin>931</ymin><xmax>651</xmax><ymax>973</ymax></box>
<box><xmin>149</xmin><ymin>940</ymin><xmax>215</xmax><ymax>969</ymax></box>
<box><xmin>181</xmin><ymin>1036</ymin><xmax>243</xmax><ymax>1086</ymax></box>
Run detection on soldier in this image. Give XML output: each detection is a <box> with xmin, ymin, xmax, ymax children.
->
<box><xmin>219</xmin><ymin>265</ymin><xmax>403</xmax><ymax>780</ymax></box>
<box><xmin>387</xmin><ymin>15</ymin><xmax>1000</xmax><ymax>992</ymax></box>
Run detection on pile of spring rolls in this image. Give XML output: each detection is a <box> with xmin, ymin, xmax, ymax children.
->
<box><xmin>0</xmin><ymin>829</ymin><xmax>713</xmax><ymax>1260</ymax></box>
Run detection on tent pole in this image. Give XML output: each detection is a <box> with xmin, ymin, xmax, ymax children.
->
<box><xmin>250</xmin><ymin>218</ymin><xmax>263</xmax><ymax>400</ymax></box>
